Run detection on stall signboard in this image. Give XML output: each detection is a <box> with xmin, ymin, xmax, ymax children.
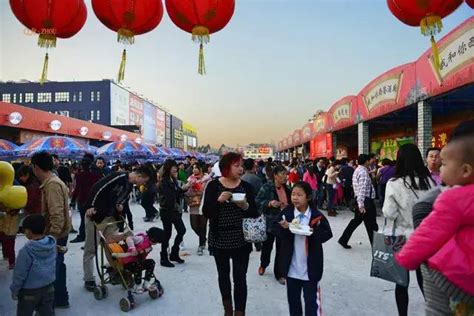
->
<box><xmin>313</xmin><ymin>112</ymin><xmax>329</xmax><ymax>136</ymax></box>
<box><xmin>258</xmin><ymin>146</ymin><xmax>272</xmax><ymax>155</ymax></box>
<box><xmin>287</xmin><ymin>134</ymin><xmax>294</xmax><ymax>148</ymax></box>
<box><xmin>129</xmin><ymin>94</ymin><xmax>144</xmax><ymax>131</ymax></box>
<box><xmin>416</xmin><ymin>17</ymin><xmax>474</xmax><ymax>99</ymax></box>
<box><xmin>328</xmin><ymin>96</ymin><xmax>358</xmax><ymax>131</ymax></box>
<box><xmin>110</xmin><ymin>83</ymin><xmax>130</xmax><ymax>125</ymax></box>
<box><xmin>293</xmin><ymin>129</ymin><xmax>302</xmax><ymax>146</ymax></box>
<box><xmin>357</xmin><ymin>62</ymin><xmax>416</xmax><ymax>121</ymax></box>
<box><xmin>429</xmin><ymin>19</ymin><xmax>474</xmax><ymax>84</ymax></box>
<box><xmin>143</xmin><ymin>101</ymin><xmax>157</xmax><ymax>144</ymax></box>
<box><xmin>371</xmin><ymin>136</ymin><xmax>414</xmax><ymax>161</ymax></box>
<box><xmin>155</xmin><ymin>107</ymin><xmax>166</xmax><ymax>146</ymax></box>
<box><xmin>301</xmin><ymin>123</ymin><xmax>315</xmax><ymax>143</ymax></box>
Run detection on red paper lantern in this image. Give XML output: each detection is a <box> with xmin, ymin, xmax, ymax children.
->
<box><xmin>466</xmin><ymin>0</ymin><xmax>474</xmax><ymax>9</ymax></box>
<box><xmin>92</xmin><ymin>0</ymin><xmax>164</xmax><ymax>82</ymax></box>
<box><xmin>9</xmin><ymin>0</ymin><xmax>87</xmax><ymax>83</ymax></box>
<box><xmin>387</xmin><ymin>0</ymin><xmax>463</xmax><ymax>71</ymax></box>
<box><xmin>166</xmin><ymin>0</ymin><xmax>235</xmax><ymax>75</ymax></box>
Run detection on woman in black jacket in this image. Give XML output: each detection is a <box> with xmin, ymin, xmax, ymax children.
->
<box><xmin>158</xmin><ymin>159</ymin><xmax>186</xmax><ymax>268</ymax></box>
<box><xmin>202</xmin><ymin>153</ymin><xmax>259</xmax><ymax>316</ymax></box>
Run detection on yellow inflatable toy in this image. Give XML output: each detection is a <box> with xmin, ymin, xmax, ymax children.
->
<box><xmin>0</xmin><ymin>161</ymin><xmax>27</xmax><ymax>209</ymax></box>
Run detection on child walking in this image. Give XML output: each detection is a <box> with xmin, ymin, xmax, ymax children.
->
<box><xmin>278</xmin><ymin>181</ymin><xmax>333</xmax><ymax>316</ymax></box>
<box><xmin>10</xmin><ymin>214</ymin><xmax>56</xmax><ymax>316</ymax></box>
<box><xmin>396</xmin><ymin>133</ymin><xmax>474</xmax><ymax>315</ymax></box>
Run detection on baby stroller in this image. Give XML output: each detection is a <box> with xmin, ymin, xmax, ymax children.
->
<box><xmin>93</xmin><ymin>220</ymin><xmax>164</xmax><ymax>312</ymax></box>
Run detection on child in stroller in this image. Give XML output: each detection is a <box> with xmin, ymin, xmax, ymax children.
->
<box><xmin>97</xmin><ymin>226</ymin><xmax>166</xmax><ymax>312</ymax></box>
<box><xmin>122</xmin><ymin>227</ymin><xmax>165</xmax><ymax>293</ymax></box>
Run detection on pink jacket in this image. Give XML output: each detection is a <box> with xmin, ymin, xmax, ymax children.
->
<box><xmin>395</xmin><ymin>184</ymin><xmax>474</xmax><ymax>296</ymax></box>
<box><xmin>122</xmin><ymin>233</ymin><xmax>153</xmax><ymax>265</ymax></box>
<box><xmin>302</xmin><ymin>171</ymin><xmax>318</xmax><ymax>191</ymax></box>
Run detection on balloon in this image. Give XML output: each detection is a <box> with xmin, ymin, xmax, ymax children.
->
<box><xmin>0</xmin><ymin>161</ymin><xmax>28</xmax><ymax>210</ymax></box>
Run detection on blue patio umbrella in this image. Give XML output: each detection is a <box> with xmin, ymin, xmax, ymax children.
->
<box><xmin>96</xmin><ymin>141</ymin><xmax>154</xmax><ymax>160</ymax></box>
<box><xmin>16</xmin><ymin>136</ymin><xmax>94</xmax><ymax>158</ymax></box>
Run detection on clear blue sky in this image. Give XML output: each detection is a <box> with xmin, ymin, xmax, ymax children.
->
<box><xmin>0</xmin><ymin>1</ymin><xmax>471</xmax><ymax>147</ymax></box>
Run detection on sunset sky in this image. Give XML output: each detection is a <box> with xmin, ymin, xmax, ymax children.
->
<box><xmin>0</xmin><ymin>1</ymin><xmax>471</xmax><ymax>147</ymax></box>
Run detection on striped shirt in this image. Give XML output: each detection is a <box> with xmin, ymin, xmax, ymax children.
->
<box><xmin>352</xmin><ymin>165</ymin><xmax>375</xmax><ymax>208</ymax></box>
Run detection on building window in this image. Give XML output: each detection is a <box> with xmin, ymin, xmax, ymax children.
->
<box><xmin>72</xmin><ymin>94</ymin><xmax>76</xmax><ymax>102</ymax></box>
<box><xmin>58</xmin><ymin>111</ymin><xmax>69</xmax><ymax>117</ymax></box>
<box><xmin>91</xmin><ymin>91</ymin><xmax>94</xmax><ymax>102</ymax></box>
<box><xmin>37</xmin><ymin>92</ymin><xmax>52</xmax><ymax>103</ymax></box>
<box><xmin>96</xmin><ymin>91</ymin><xmax>101</xmax><ymax>101</ymax></box>
<box><xmin>78</xmin><ymin>110</ymin><xmax>83</xmax><ymax>119</ymax></box>
<box><xmin>78</xmin><ymin>92</ymin><xmax>82</xmax><ymax>102</ymax></box>
<box><xmin>25</xmin><ymin>93</ymin><xmax>34</xmax><ymax>103</ymax></box>
<box><xmin>19</xmin><ymin>93</ymin><xmax>23</xmax><ymax>103</ymax></box>
<box><xmin>2</xmin><ymin>94</ymin><xmax>11</xmax><ymax>102</ymax></box>
<box><xmin>71</xmin><ymin>110</ymin><xmax>76</xmax><ymax>118</ymax></box>
<box><xmin>96</xmin><ymin>110</ymin><xmax>100</xmax><ymax>121</ymax></box>
<box><xmin>13</xmin><ymin>94</ymin><xmax>16</xmax><ymax>103</ymax></box>
<box><xmin>55</xmin><ymin>92</ymin><xmax>70</xmax><ymax>102</ymax></box>
<box><xmin>90</xmin><ymin>110</ymin><xmax>94</xmax><ymax>120</ymax></box>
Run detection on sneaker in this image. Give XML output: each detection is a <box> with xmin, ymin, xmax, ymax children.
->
<box><xmin>258</xmin><ymin>266</ymin><xmax>265</xmax><ymax>276</ymax></box>
<box><xmin>338</xmin><ymin>240</ymin><xmax>352</xmax><ymax>249</ymax></box>
<box><xmin>160</xmin><ymin>260</ymin><xmax>175</xmax><ymax>268</ymax></box>
<box><xmin>197</xmin><ymin>246</ymin><xmax>204</xmax><ymax>256</ymax></box>
<box><xmin>84</xmin><ymin>281</ymin><xmax>96</xmax><ymax>292</ymax></box>
<box><xmin>69</xmin><ymin>228</ymin><xmax>78</xmax><ymax>234</ymax></box>
<box><xmin>277</xmin><ymin>278</ymin><xmax>286</xmax><ymax>285</ymax></box>
<box><xmin>327</xmin><ymin>210</ymin><xmax>337</xmax><ymax>217</ymax></box>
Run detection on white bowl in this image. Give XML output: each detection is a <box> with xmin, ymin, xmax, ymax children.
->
<box><xmin>232</xmin><ymin>193</ymin><xmax>246</xmax><ymax>202</ymax></box>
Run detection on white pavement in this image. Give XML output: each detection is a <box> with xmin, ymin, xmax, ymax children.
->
<box><xmin>1</xmin><ymin>203</ymin><xmax>425</xmax><ymax>316</ymax></box>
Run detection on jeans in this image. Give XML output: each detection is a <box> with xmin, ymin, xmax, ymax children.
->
<box><xmin>260</xmin><ymin>231</ymin><xmax>282</xmax><ymax>279</ymax></box>
<box><xmin>213</xmin><ymin>248</ymin><xmax>251</xmax><ymax>312</ymax></box>
<box><xmin>17</xmin><ymin>283</ymin><xmax>54</xmax><ymax>316</ymax></box>
<box><xmin>339</xmin><ymin>197</ymin><xmax>378</xmax><ymax>245</ymax></box>
<box><xmin>161</xmin><ymin>212</ymin><xmax>186</xmax><ymax>257</ymax></box>
<box><xmin>286</xmin><ymin>277</ymin><xmax>321</xmax><ymax>316</ymax></box>
<box><xmin>325</xmin><ymin>184</ymin><xmax>335</xmax><ymax>211</ymax></box>
<box><xmin>55</xmin><ymin>236</ymin><xmax>69</xmax><ymax>306</ymax></box>
<box><xmin>190</xmin><ymin>214</ymin><xmax>207</xmax><ymax>247</ymax></box>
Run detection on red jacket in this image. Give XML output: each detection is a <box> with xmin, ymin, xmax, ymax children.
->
<box><xmin>395</xmin><ymin>184</ymin><xmax>474</xmax><ymax>296</ymax></box>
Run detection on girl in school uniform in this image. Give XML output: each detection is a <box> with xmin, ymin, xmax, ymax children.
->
<box><xmin>278</xmin><ymin>181</ymin><xmax>333</xmax><ymax>316</ymax></box>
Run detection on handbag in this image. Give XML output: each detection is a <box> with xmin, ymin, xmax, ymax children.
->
<box><xmin>370</xmin><ymin>219</ymin><xmax>408</xmax><ymax>287</ymax></box>
<box><xmin>242</xmin><ymin>214</ymin><xmax>267</xmax><ymax>243</ymax></box>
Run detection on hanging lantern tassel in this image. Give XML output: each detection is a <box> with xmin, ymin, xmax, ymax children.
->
<box><xmin>420</xmin><ymin>15</ymin><xmax>443</xmax><ymax>72</ymax></box>
<box><xmin>40</xmin><ymin>53</ymin><xmax>49</xmax><ymax>85</ymax></box>
<box><xmin>192</xmin><ymin>26</ymin><xmax>210</xmax><ymax>75</ymax></box>
<box><xmin>198</xmin><ymin>43</ymin><xmax>206</xmax><ymax>75</ymax></box>
<box><xmin>118</xmin><ymin>49</ymin><xmax>127</xmax><ymax>82</ymax></box>
<box><xmin>430</xmin><ymin>35</ymin><xmax>441</xmax><ymax>72</ymax></box>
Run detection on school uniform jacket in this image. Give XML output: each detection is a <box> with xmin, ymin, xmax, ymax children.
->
<box><xmin>277</xmin><ymin>206</ymin><xmax>333</xmax><ymax>283</ymax></box>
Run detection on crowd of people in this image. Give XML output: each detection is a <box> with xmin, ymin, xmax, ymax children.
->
<box><xmin>0</xmin><ymin>120</ymin><xmax>473</xmax><ymax>316</ymax></box>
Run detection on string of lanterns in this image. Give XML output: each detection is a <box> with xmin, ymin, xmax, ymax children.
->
<box><xmin>9</xmin><ymin>0</ymin><xmax>471</xmax><ymax>83</ymax></box>
<box><xmin>9</xmin><ymin>0</ymin><xmax>235</xmax><ymax>83</ymax></box>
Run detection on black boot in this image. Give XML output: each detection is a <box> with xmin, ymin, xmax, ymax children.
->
<box><xmin>169</xmin><ymin>246</ymin><xmax>185</xmax><ymax>264</ymax></box>
<box><xmin>160</xmin><ymin>251</ymin><xmax>175</xmax><ymax>268</ymax></box>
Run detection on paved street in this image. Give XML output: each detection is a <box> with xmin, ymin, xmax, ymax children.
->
<box><xmin>0</xmin><ymin>203</ymin><xmax>424</xmax><ymax>316</ymax></box>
